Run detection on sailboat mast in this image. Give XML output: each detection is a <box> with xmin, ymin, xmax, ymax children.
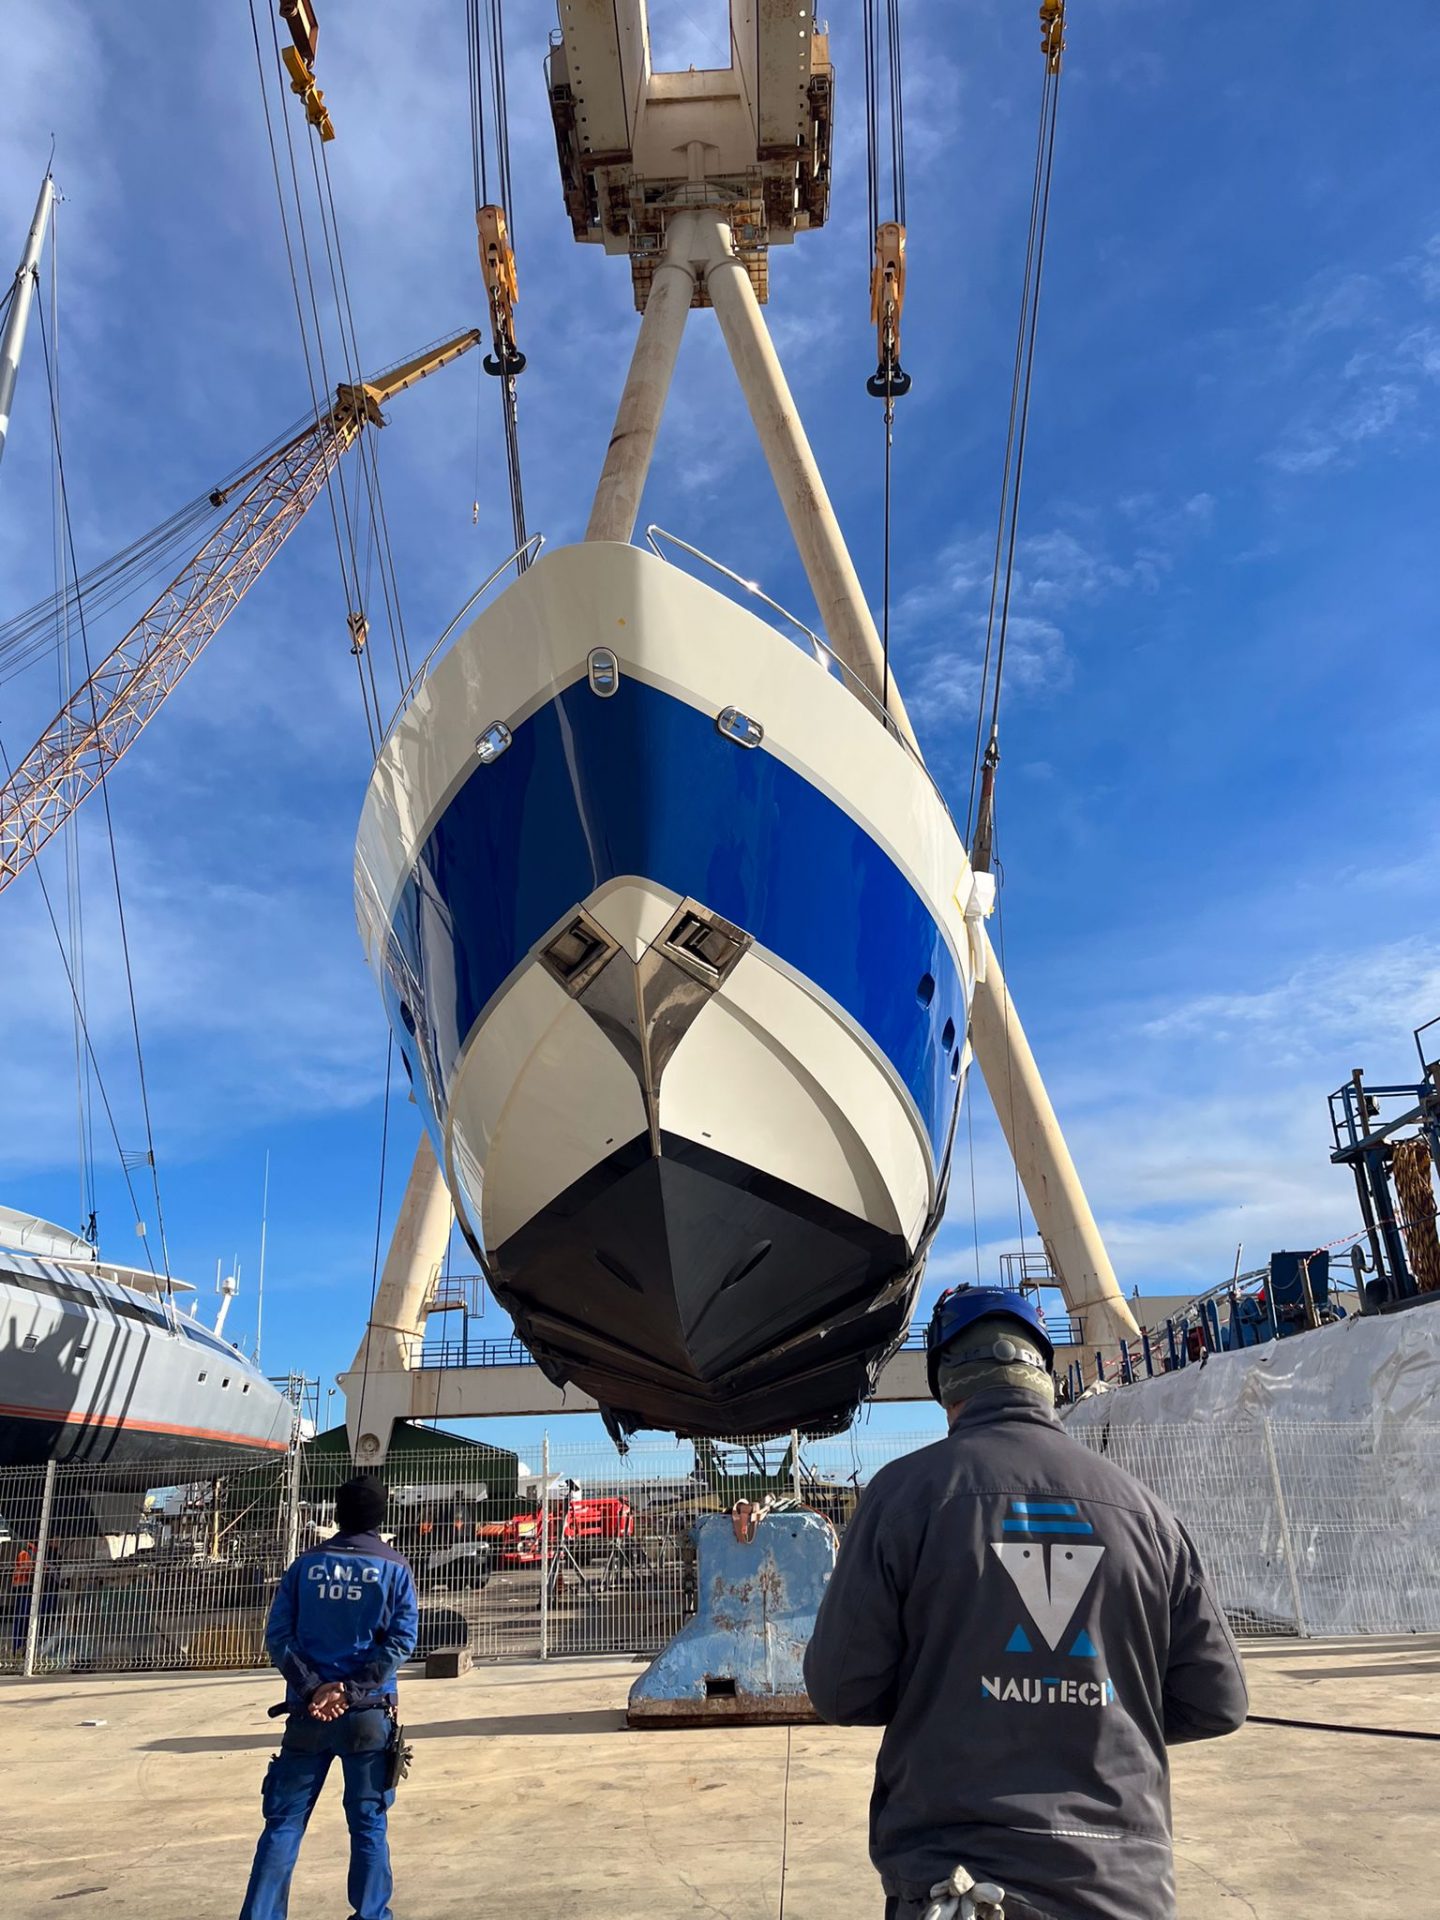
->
<box><xmin>256</xmin><ymin>1149</ymin><xmax>270</xmax><ymax>1366</ymax></box>
<box><xmin>0</xmin><ymin>170</ymin><xmax>55</xmax><ymax>474</ymax></box>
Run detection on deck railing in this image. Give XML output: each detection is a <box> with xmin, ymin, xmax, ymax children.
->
<box><xmin>375</xmin><ymin>532</ymin><xmax>544</xmax><ymax>754</ymax></box>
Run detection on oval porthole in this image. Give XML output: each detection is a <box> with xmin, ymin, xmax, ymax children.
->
<box><xmin>475</xmin><ymin>721</ymin><xmax>513</xmax><ymax>764</ymax></box>
<box><xmin>587</xmin><ymin>647</ymin><xmax>620</xmax><ymax>697</ymax></box>
<box><xmin>951</xmin><ymin>1046</ymin><xmax>961</xmax><ymax>1079</ymax></box>
<box><xmin>941</xmin><ymin>1017</ymin><xmax>956</xmax><ymax>1052</ymax></box>
<box><xmin>916</xmin><ymin>974</ymin><xmax>935</xmax><ymax>1009</ymax></box>
<box><xmin>717</xmin><ymin>706</ymin><xmax>764</xmax><ymax>749</ymax></box>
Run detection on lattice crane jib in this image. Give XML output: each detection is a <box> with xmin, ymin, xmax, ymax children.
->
<box><xmin>0</xmin><ymin>329</ymin><xmax>480</xmax><ymax>896</ymax></box>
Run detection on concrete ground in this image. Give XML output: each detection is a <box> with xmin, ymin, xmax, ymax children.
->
<box><xmin>3</xmin><ymin>1638</ymin><xmax>1435</xmax><ymax>1918</ymax></box>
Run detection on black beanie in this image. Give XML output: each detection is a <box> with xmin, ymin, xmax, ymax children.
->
<box><xmin>334</xmin><ymin>1475</ymin><xmax>388</xmax><ymax>1534</ymax></box>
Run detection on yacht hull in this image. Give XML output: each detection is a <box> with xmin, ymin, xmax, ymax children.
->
<box><xmin>0</xmin><ymin>1257</ymin><xmax>292</xmax><ymax>1473</ymax></box>
<box><xmin>358</xmin><ymin>543</ymin><xmax>985</xmax><ymax>1436</ymax></box>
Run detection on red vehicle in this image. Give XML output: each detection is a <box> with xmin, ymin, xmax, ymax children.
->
<box><xmin>493</xmin><ymin>1496</ymin><xmax>634</xmax><ymax>1566</ymax></box>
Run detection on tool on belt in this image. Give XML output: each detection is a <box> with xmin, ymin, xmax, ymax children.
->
<box><xmin>264</xmin><ymin>1697</ymin><xmax>413</xmax><ymax>1792</ymax></box>
<box><xmin>922</xmin><ymin>1864</ymin><xmax>1005</xmax><ymax>1920</ymax></box>
<box><xmin>384</xmin><ymin>1710</ymin><xmax>414</xmax><ymax>1793</ymax></box>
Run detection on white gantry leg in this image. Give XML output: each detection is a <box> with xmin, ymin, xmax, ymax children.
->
<box><xmin>970</xmin><ymin>931</ymin><xmax>1137</xmax><ymax>1349</ymax></box>
<box><xmin>341</xmin><ymin>1134</ymin><xmax>454</xmax><ymax>1464</ymax></box>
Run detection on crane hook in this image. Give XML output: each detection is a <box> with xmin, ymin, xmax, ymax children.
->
<box><xmin>867</xmin><ymin>221</ymin><xmax>912</xmax><ymax>400</ymax></box>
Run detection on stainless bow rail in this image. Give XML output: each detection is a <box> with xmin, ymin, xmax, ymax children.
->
<box><xmin>642</xmin><ymin>524</ymin><xmax>958</xmax><ymax>825</ymax></box>
<box><xmin>376</xmin><ymin>532</ymin><xmax>544</xmax><ymax>754</ymax></box>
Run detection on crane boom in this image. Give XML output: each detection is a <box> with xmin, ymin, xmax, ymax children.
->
<box><xmin>0</xmin><ymin>328</ymin><xmax>480</xmax><ymax>896</ymax></box>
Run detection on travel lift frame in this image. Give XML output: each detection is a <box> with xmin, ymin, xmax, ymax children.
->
<box><xmin>340</xmin><ymin>0</ymin><xmax>1136</xmax><ymax>1738</ymax></box>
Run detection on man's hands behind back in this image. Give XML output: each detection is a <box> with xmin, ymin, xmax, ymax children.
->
<box><xmin>308</xmin><ymin>1681</ymin><xmax>347</xmax><ymax>1722</ymax></box>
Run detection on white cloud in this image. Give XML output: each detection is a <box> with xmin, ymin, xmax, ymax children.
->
<box><xmin>1407</xmin><ymin>234</ymin><xmax>1440</xmax><ymax>303</ymax></box>
<box><xmin>1141</xmin><ymin>937</ymin><xmax>1440</xmax><ymax>1065</ymax></box>
<box><xmin>1266</xmin><ymin>253</ymin><xmax>1440</xmax><ymax>475</ymax></box>
<box><xmin>927</xmin><ymin>934</ymin><xmax>1440</xmax><ymax>1306</ymax></box>
<box><xmin>0</xmin><ymin>809</ymin><xmax>384</xmax><ymax>1180</ymax></box>
<box><xmin>893</xmin><ymin>491</ymin><xmax>1214</xmax><ymax>750</ymax></box>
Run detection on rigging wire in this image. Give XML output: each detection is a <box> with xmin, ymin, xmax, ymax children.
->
<box><xmin>862</xmin><ymin>0</ymin><xmax>908</xmax><ymax>718</ymax></box>
<box><xmin>310</xmin><ymin>109</ymin><xmax>418</xmax><ymax>695</ymax></box>
<box><xmin>351</xmin><ymin>1034</ymin><xmax>396</xmax><ymax>1446</ymax></box>
<box><xmin>35</xmin><ymin>292</ymin><xmax>172</xmax><ymax>1284</ymax></box>
<box><xmin>966</xmin><ymin>12</ymin><xmax>1066</xmax><ymax>846</ymax></box>
<box><xmin>862</xmin><ymin>0</ymin><xmax>878</xmax><ymax>266</ymax></box>
<box><xmin>261</xmin><ymin>0</ymin><xmax>385</xmax><ymax>736</ymax></box>
<box><xmin>476</xmin><ymin>0</ymin><xmax>499</xmax><ymax>211</ymax></box>
<box><xmin>0</xmin><ymin>401</ymin><xmax>338</xmax><ymax>687</ymax></box>
<box><xmin>467</xmin><ymin>0</ymin><xmax>530</xmax><ymax>563</ymax></box>
<box><xmin>881</xmin><ymin>412</ymin><xmax>893</xmax><ymax>719</ymax></box>
<box><xmin>486</xmin><ymin>0</ymin><xmax>516</xmax><ymax>234</ymax></box>
<box><xmin>886</xmin><ymin>0</ymin><xmax>907</xmax><ymax>227</ymax></box>
<box><xmin>472</xmin><ymin>352</ymin><xmax>484</xmax><ymax>522</ymax></box>
<box><xmin>310</xmin><ymin>134</ymin><xmax>413</xmax><ymax>694</ymax></box>
<box><xmin>0</xmin><ymin>735</ymin><xmax>157</xmax><ymax>1260</ymax></box>
<box><xmin>0</xmin><ymin>495</ymin><xmax>216</xmax><ymax>685</ymax></box>
<box><xmin>246</xmin><ymin>0</ymin><xmax>380</xmax><ymax>753</ymax></box>
<box><xmin>964</xmin><ymin>1076</ymin><xmax>982</xmax><ymax>1287</ymax></box>
<box><xmin>49</xmin><ymin>202</ymin><xmax>98</xmax><ymax>1239</ymax></box>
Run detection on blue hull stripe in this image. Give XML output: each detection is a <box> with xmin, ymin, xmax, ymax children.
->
<box><xmin>384</xmin><ymin>676</ymin><xmax>966</xmax><ymax>1163</ymax></box>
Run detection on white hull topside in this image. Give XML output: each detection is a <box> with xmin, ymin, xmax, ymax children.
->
<box><xmin>0</xmin><ymin>1253</ymin><xmax>292</xmax><ymax>1470</ymax></box>
<box><xmin>357</xmin><ymin>543</ymin><xmax>992</xmax><ymax>1434</ymax></box>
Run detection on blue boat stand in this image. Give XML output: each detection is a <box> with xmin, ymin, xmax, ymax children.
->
<box><xmin>627</xmin><ymin>1503</ymin><xmax>837</xmax><ymax>1727</ymax></box>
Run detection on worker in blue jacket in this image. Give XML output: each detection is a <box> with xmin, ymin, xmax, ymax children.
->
<box><xmin>238</xmin><ymin>1474</ymin><xmax>419</xmax><ymax>1920</ymax></box>
<box><xmin>804</xmin><ymin>1287</ymin><xmax>1249</xmax><ymax>1920</ymax></box>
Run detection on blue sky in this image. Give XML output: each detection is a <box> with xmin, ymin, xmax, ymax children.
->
<box><xmin>0</xmin><ymin>1</ymin><xmax>1436</xmax><ymax>1456</ymax></box>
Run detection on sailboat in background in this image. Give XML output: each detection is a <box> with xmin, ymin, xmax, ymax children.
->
<box><xmin>0</xmin><ymin>1205</ymin><xmax>291</xmax><ymax>1468</ymax></box>
<box><xmin>0</xmin><ymin>177</ymin><xmax>292</xmax><ymax>1471</ymax></box>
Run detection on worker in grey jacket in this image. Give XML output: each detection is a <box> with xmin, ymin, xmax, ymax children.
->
<box><xmin>804</xmin><ymin>1286</ymin><xmax>1248</xmax><ymax>1920</ymax></box>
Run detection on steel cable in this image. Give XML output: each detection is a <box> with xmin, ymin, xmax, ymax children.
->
<box><xmin>310</xmin><ymin>109</ymin><xmax>418</xmax><ymax>694</ymax></box>
<box><xmin>33</xmin><ymin>295</ymin><xmax>171</xmax><ymax>1278</ymax></box>
<box><xmin>966</xmin><ymin>45</ymin><xmax>1065</xmax><ymax>843</ymax></box>
<box><xmin>45</xmin><ymin>201</ymin><xmax>97</xmax><ymax>1238</ymax></box>
<box><xmin>864</xmin><ymin>0</ymin><xmax>907</xmax><ymax>714</ymax></box>
<box><xmin>351</xmin><ymin>1034</ymin><xmax>396</xmax><ymax>1445</ymax></box>
<box><xmin>247</xmin><ymin>0</ymin><xmax>379</xmax><ymax>753</ymax></box>
<box><xmin>468</xmin><ymin>0</ymin><xmax>530</xmax><ymax>564</ymax></box>
<box><xmin>0</xmin><ymin>734</ymin><xmax>155</xmax><ymax>1254</ymax></box>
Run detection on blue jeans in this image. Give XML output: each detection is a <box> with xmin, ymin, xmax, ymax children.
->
<box><xmin>238</xmin><ymin>1707</ymin><xmax>396</xmax><ymax>1920</ymax></box>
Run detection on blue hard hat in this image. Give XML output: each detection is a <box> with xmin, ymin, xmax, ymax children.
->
<box><xmin>924</xmin><ymin>1286</ymin><xmax>1055</xmax><ymax>1401</ymax></box>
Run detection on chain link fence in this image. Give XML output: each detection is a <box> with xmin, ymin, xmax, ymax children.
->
<box><xmin>1070</xmin><ymin>1418</ymin><xmax>1440</xmax><ymax>1636</ymax></box>
<box><xmin>3</xmin><ymin>1417</ymin><xmax>1438</xmax><ymax>1675</ymax></box>
<box><xmin>0</xmin><ymin>1451</ymin><xmax>299</xmax><ymax>1676</ymax></box>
